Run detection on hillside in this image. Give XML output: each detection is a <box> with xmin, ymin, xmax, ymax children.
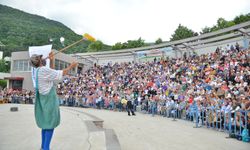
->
<box><xmin>0</xmin><ymin>4</ymin><xmax>110</xmax><ymax>56</ymax></box>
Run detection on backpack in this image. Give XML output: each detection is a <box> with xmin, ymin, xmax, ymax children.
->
<box><xmin>242</xmin><ymin>128</ymin><xmax>250</xmax><ymax>142</ymax></box>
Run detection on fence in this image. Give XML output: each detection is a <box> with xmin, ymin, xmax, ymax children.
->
<box><xmin>139</xmin><ymin>103</ymin><xmax>250</xmax><ymax>142</ymax></box>
<box><xmin>170</xmin><ymin>107</ymin><xmax>250</xmax><ymax>142</ymax></box>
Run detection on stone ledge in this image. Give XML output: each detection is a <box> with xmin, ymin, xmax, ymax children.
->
<box><xmin>105</xmin><ymin>129</ymin><xmax>121</xmax><ymax>150</ymax></box>
<box><xmin>10</xmin><ymin>107</ymin><xmax>18</xmax><ymax>112</ymax></box>
<box><xmin>65</xmin><ymin>107</ymin><xmax>121</xmax><ymax>150</ymax></box>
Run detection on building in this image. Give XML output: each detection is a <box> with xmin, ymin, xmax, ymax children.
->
<box><xmin>6</xmin><ymin>50</ymin><xmax>88</xmax><ymax>91</ymax></box>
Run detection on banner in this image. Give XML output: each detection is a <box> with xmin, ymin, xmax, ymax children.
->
<box><xmin>28</xmin><ymin>45</ymin><xmax>52</xmax><ymax>88</ymax></box>
<box><xmin>136</xmin><ymin>47</ymin><xmax>173</xmax><ymax>59</ymax></box>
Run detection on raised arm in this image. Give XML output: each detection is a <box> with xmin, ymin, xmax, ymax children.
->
<box><xmin>49</xmin><ymin>52</ymin><xmax>55</xmax><ymax>69</ymax></box>
<box><xmin>48</xmin><ymin>52</ymin><xmax>78</xmax><ymax>76</ymax></box>
<box><xmin>63</xmin><ymin>62</ymin><xmax>78</xmax><ymax>76</ymax></box>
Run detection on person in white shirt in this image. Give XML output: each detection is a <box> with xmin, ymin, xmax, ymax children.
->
<box><xmin>30</xmin><ymin>52</ymin><xmax>77</xmax><ymax>150</ymax></box>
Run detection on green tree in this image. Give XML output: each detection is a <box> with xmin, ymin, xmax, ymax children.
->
<box><xmin>127</xmin><ymin>37</ymin><xmax>145</xmax><ymax>48</ymax></box>
<box><xmin>87</xmin><ymin>40</ymin><xmax>104</xmax><ymax>52</ymax></box>
<box><xmin>111</xmin><ymin>37</ymin><xmax>145</xmax><ymax>50</ymax></box>
<box><xmin>233</xmin><ymin>14</ymin><xmax>250</xmax><ymax>24</ymax></box>
<box><xmin>226</xmin><ymin>21</ymin><xmax>236</xmax><ymax>27</ymax></box>
<box><xmin>193</xmin><ymin>32</ymin><xmax>199</xmax><ymax>36</ymax></box>
<box><xmin>217</xmin><ymin>18</ymin><xmax>228</xmax><ymax>29</ymax></box>
<box><xmin>200</xmin><ymin>26</ymin><xmax>211</xmax><ymax>34</ymax></box>
<box><xmin>0</xmin><ymin>59</ymin><xmax>9</xmax><ymax>73</ymax></box>
<box><xmin>202</xmin><ymin>18</ymin><xmax>236</xmax><ymax>34</ymax></box>
<box><xmin>170</xmin><ymin>24</ymin><xmax>196</xmax><ymax>41</ymax></box>
<box><xmin>137</xmin><ymin>37</ymin><xmax>145</xmax><ymax>47</ymax></box>
<box><xmin>210</xmin><ymin>25</ymin><xmax>219</xmax><ymax>32</ymax></box>
<box><xmin>155</xmin><ymin>38</ymin><xmax>163</xmax><ymax>44</ymax></box>
<box><xmin>0</xmin><ymin>80</ymin><xmax>7</xmax><ymax>88</ymax></box>
<box><xmin>112</xmin><ymin>42</ymin><xmax>123</xmax><ymax>50</ymax></box>
<box><xmin>216</xmin><ymin>18</ymin><xmax>235</xmax><ymax>29</ymax></box>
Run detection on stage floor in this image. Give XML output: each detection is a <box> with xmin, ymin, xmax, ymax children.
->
<box><xmin>0</xmin><ymin>104</ymin><xmax>106</xmax><ymax>150</ymax></box>
<box><xmin>0</xmin><ymin>104</ymin><xmax>249</xmax><ymax>150</ymax></box>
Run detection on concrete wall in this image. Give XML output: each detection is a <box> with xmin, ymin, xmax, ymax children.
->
<box><xmin>11</xmin><ymin>72</ymin><xmax>33</xmax><ymax>90</ymax></box>
<box><xmin>0</xmin><ymin>73</ymin><xmax>10</xmax><ymax>80</ymax></box>
<box><xmin>189</xmin><ymin>36</ymin><xmax>249</xmax><ymax>58</ymax></box>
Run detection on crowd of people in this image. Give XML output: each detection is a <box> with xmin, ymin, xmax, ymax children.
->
<box><xmin>56</xmin><ymin>43</ymin><xmax>250</xmax><ymax>141</ymax></box>
<box><xmin>0</xmin><ymin>42</ymin><xmax>249</xmax><ymax>141</ymax></box>
<box><xmin>0</xmin><ymin>89</ymin><xmax>34</xmax><ymax>104</ymax></box>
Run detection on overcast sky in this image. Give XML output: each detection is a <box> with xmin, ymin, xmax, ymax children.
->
<box><xmin>1</xmin><ymin>0</ymin><xmax>250</xmax><ymax>44</ymax></box>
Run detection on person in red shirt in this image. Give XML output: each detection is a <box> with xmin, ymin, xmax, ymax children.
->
<box><xmin>189</xmin><ymin>95</ymin><xmax>193</xmax><ymax>104</ymax></box>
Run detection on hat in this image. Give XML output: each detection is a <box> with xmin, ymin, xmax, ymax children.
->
<box><xmin>30</xmin><ymin>54</ymin><xmax>43</xmax><ymax>68</ymax></box>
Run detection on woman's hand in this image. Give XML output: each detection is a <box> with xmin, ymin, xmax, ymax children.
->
<box><xmin>48</xmin><ymin>52</ymin><xmax>54</xmax><ymax>61</ymax></box>
<box><xmin>48</xmin><ymin>52</ymin><xmax>55</xmax><ymax>68</ymax></box>
<box><xmin>63</xmin><ymin>61</ymin><xmax>78</xmax><ymax>75</ymax></box>
<box><xmin>70</xmin><ymin>61</ymin><xmax>78</xmax><ymax>68</ymax></box>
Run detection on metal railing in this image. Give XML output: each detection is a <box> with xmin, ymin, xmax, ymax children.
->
<box><xmin>168</xmin><ymin>107</ymin><xmax>250</xmax><ymax>142</ymax></box>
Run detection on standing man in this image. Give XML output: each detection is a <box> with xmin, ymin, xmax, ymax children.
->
<box><xmin>30</xmin><ymin>52</ymin><xmax>77</xmax><ymax>150</ymax></box>
<box><xmin>126</xmin><ymin>95</ymin><xmax>135</xmax><ymax>116</ymax></box>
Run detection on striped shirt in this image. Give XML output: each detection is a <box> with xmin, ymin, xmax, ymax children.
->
<box><xmin>36</xmin><ymin>66</ymin><xmax>63</xmax><ymax>95</ymax></box>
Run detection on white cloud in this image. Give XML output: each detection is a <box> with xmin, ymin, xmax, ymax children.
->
<box><xmin>1</xmin><ymin>0</ymin><xmax>250</xmax><ymax>44</ymax></box>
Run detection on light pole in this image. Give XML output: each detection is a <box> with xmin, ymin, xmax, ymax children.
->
<box><xmin>60</xmin><ymin>37</ymin><xmax>65</xmax><ymax>47</ymax></box>
<box><xmin>49</xmin><ymin>37</ymin><xmax>65</xmax><ymax>47</ymax></box>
